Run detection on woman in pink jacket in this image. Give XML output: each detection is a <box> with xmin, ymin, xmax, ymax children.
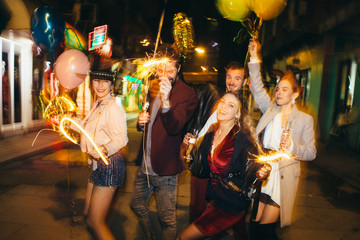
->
<box><xmin>74</xmin><ymin>66</ymin><xmax>128</xmax><ymax>240</ymax></box>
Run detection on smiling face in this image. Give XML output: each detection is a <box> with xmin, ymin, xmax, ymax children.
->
<box><xmin>156</xmin><ymin>60</ymin><xmax>179</xmax><ymax>83</ymax></box>
<box><xmin>92</xmin><ymin>79</ymin><xmax>112</xmax><ymax>100</ymax></box>
<box><xmin>217</xmin><ymin>93</ymin><xmax>241</xmax><ymax>123</ymax></box>
<box><xmin>275</xmin><ymin>79</ymin><xmax>298</xmax><ymax>106</ymax></box>
<box><xmin>226</xmin><ymin>68</ymin><xmax>245</xmax><ymax>92</ymax></box>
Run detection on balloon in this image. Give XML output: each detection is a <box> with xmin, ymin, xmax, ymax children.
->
<box><xmin>31</xmin><ymin>6</ymin><xmax>65</xmax><ymax>52</ymax></box>
<box><xmin>64</xmin><ymin>22</ymin><xmax>87</xmax><ymax>51</ymax></box>
<box><xmin>250</xmin><ymin>0</ymin><xmax>287</xmax><ymax>21</ymax></box>
<box><xmin>54</xmin><ymin>50</ymin><xmax>90</xmax><ymax>90</ymax></box>
<box><xmin>216</xmin><ymin>0</ymin><xmax>250</xmax><ymax>22</ymax></box>
<box><xmin>173</xmin><ymin>13</ymin><xmax>195</xmax><ymax>60</ymax></box>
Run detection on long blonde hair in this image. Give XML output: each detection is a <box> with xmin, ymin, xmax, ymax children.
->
<box><xmin>223</xmin><ymin>91</ymin><xmax>263</xmax><ymax>154</ymax></box>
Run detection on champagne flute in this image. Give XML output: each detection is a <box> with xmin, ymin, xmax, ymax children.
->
<box><xmin>280</xmin><ymin>121</ymin><xmax>292</xmax><ymax>150</ymax></box>
<box><xmin>184</xmin><ymin>129</ymin><xmax>198</xmax><ymax>162</ymax></box>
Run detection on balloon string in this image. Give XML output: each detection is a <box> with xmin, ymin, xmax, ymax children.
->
<box><xmin>31</xmin><ymin>128</ymin><xmax>58</xmax><ymax>147</ymax></box>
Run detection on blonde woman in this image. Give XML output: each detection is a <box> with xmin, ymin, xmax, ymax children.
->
<box><xmin>179</xmin><ymin>92</ymin><xmax>270</xmax><ymax>239</ymax></box>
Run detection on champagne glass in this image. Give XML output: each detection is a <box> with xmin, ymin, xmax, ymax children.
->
<box><xmin>280</xmin><ymin>121</ymin><xmax>292</xmax><ymax>150</ymax></box>
<box><xmin>184</xmin><ymin>129</ymin><xmax>198</xmax><ymax>162</ymax></box>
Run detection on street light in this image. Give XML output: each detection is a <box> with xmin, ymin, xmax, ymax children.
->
<box><xmin>195</xmin><ymin>47</ymin><xmax>205</xmax><ymax>54</ymax></box>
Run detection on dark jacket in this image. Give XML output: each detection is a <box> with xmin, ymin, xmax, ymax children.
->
<box><xmin>197</xmin><ymin>128</ymin><xmax>261</xmax><ymax>213</ymax></box>
<box><xmin>138</xmin><ymin>77</ymin><xmax>197</xmax><ymax>176</ymax></box>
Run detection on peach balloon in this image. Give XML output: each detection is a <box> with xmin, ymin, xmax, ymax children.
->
<box><xmin>54</xmin><ymin>49</ymin><xmax>90</xmax><ymax>90</ymax></box>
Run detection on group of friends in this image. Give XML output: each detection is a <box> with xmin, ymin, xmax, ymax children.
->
<box><xmin>60</xmin><ymin>39</ymin><xmax>317</xmax><ymax>240</ymax></box>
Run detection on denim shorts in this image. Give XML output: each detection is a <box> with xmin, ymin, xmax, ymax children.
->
<box><xmin>89</xmin><ymin>151</ymin><xmax>126</xmax><ymax>187</ymax></box>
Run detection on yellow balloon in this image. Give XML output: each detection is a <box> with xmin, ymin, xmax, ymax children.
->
<box><xmin>250</xmin><ymin>0</ymin><xmax>287</xmax><ymax>21</ymax></box>
<box><xmin>216</xmin><ymin>0</ymin><xmax>250</xmax><ymax>22</ymax></box>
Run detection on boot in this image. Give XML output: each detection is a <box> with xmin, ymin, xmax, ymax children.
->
<box><xmin>258</xmin><ymin>223</ymin><xmax>278</xmax><ymax>240</ymax></box>
<box><xmin>248</xmin><ymin>221</ymin><xmax>260</xmax><ymax>240</ymax></box>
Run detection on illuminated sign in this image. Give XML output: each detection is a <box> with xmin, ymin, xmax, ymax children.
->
<box><xmin>96</xmin><ymin>37</ymin><xmax>113</xmax><ymax>58</ymax></box>
<box><xmin>88</xmin><ymin>25</ymin><xmax>108</xmax><ymax>51</ymax></box>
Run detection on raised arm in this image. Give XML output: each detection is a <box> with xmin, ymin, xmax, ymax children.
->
<box><xmin>248</xmin><ymin>40</ymin><xmax>272</xmax><ymax>113</ymax></box>
<box><xmin>160</xmin><ymin>88</ymin><xmax>198</xmax><ymax>135</ymax></box>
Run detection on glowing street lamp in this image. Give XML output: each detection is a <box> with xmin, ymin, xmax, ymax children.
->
<box><xmin>195</xmin><ymin>47</ymin><xmax>205</xmax><ymax>54</ymax></box>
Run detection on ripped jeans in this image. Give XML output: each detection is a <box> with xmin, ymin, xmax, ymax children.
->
<box><xmin>130</xmin><ymin>169</ymin><xmax>178</xmax><ymax>240</ymax></box>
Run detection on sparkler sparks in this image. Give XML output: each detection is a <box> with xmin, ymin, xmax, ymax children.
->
<box><xmin>42</xmin><ymin>95</ymin><xmax>77</xmax><ymax>120</ymax></box>
<box><xmin>143</xmin><ymin>57</ymin><xmax>170</xmax><ymax>68</ymax></box>
<box><xmin>59</xmin><ymin>117</ymin><xmax>109</xmax><ymax>165</ymax></box>
<box><xmin>257</xmin><ymin>152</ymin><xmax>292</xmax><ymax>163</ymax></box>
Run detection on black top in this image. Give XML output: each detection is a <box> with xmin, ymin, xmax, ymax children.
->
<box><xmin>197</xmin><ymin>127</ymin><xmax>261</xmax><ymax>213</ymax></box>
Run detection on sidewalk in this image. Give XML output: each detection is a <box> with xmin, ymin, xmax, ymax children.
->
<box><xmin>1</xmin><ymin>125</ymin><xmax>359</xmax><ymax>191</ymax></box>
<box><xmin>315</xmin><ymin>141</ymin><xmax>360</xmax><ymax>193</ymax></box>
<box><xmin>0</xmin><ymin>112</ymin><xmax>140</xmax><ymax>166</ymax></box>
<box><xmin>0</xmin><ymin>121</ymin><xmax>359</xmax><ymax>239</ymax></box>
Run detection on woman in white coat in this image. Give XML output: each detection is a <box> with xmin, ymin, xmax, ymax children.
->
<box><xmin>248</xmin><ymin>40</ymin><xmax>316</xmax><ymax>240</ymax></box>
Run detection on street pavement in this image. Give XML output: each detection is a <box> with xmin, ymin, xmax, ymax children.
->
<box><xmin>0</xmin><ymin>112</ymin><xmax>359</xmax><ymax>240</ymax></box>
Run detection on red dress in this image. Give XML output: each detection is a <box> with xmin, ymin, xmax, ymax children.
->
<box><xmin>194</xmin><ymin>128</ymin><xmax>247</xmax><ymax>237</ymax></box>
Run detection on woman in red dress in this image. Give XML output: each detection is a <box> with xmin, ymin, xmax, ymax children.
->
<box><xmin>179</xmin><ymin>92</ymin><xmax>271</xmax><ymax>239</ymax></box>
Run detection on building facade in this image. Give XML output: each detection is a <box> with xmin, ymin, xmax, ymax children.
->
<box><xmin>259</xmin><ymin>0</ymin><xmax>360</xmax><ymax>151</ymax></box>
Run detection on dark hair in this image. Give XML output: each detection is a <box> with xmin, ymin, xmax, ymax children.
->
<box><xmin>153</xmin><ymin>43</ymin><xmax>181</xmax><ymax>67</ymax></box>
<box><xmin>226</xmin><ymin>61</ymin><xmax>244</xmax><ymax>71</ymax></box>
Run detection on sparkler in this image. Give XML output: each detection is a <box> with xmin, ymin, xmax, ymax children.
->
<box><xmin>59</xmin><ymin>117</ymin><xmax>109</xmax><ymax>165</ymax></box>
<box><xmin>42</xmin><ymin>95</ymin><xmax>77</xmax><ymax>120</ymax></box>
<box><xmin>250</xmin><ymin>149</ymin><xmax>292</xmax><ymax>220</ymax></box>
<box><xmin>257</xmin><ymin>152</ymin><xmax>292</xmax><ymax>163</ymax></box>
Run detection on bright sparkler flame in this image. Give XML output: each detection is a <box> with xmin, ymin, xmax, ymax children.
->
<box><xmin>43</xmin><ymin>95</ymin><xmax>77</xmax><ymax>119</ymax></box>
<box><xmin>59</xmin><ymin>117</ymin><xmax>109</xmax><ymax>165</ymax></box>
<box><xmin>132</xmin><ymin>56</ymin><xmax>172</xmax><ymax>94</ymax></box>
<box><xmin>257</xmin><ymin>152</ymin><xmax>292</xmax><ymax>163</ymax></box>
<box><xmin>143</xmin><ymin>57</ymin><xmax>170</xmax><ymax>68</ymax></box>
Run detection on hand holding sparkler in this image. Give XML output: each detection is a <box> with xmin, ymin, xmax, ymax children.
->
<box><xmin>88</xmin><ymin>146</ymin><xmax>108</xmax><ymax>160</ymax></box>
<box><xmin>256</xmin><ymin>163</ymin><xmax>272</xmax><ymax>180</ymax></box>
<box><xmin>50</xmin><ymin>115</ymin><xmax>61</xmax><ymax>126</ymax></box>
<box><xmin>138</xmin><ymin>111</ymin><xmax>150</xmax><ymax>127</ymax></box>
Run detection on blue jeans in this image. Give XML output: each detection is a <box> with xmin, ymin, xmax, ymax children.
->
<box><xmin>130</xmin><ymin>169</ymin><xmax>178</xmax><ymax>240</ymax></box>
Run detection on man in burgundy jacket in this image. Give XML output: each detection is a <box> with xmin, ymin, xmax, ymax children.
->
<box><xmin>130</xmin><ymin>44</ymin><xmax>197</xmax><ymax>240</ymax></box>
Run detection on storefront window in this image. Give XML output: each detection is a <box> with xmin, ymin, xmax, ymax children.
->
<box><xmin>337</xmin><ymin>59</ymin><xmax>356</xmax><ymax>111</ymax></box>
<box><xmin>14</xmin><ymin>54</ymin><xmax>21</xmax><ymax>123</ymax></box>
<box><xmin>32</xmin><ymin>53</ymin><xmax>44</xmax><ymax>120</ymax></box>
<box><xmin>2</xmin><ymin>52</ymin><xmax>10</xmax><ymax>124</ymax></box>
<box><xmin>295</xmin><ymin>68</ymin><xmax>311</xmax><ymax>106</ymax></box>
